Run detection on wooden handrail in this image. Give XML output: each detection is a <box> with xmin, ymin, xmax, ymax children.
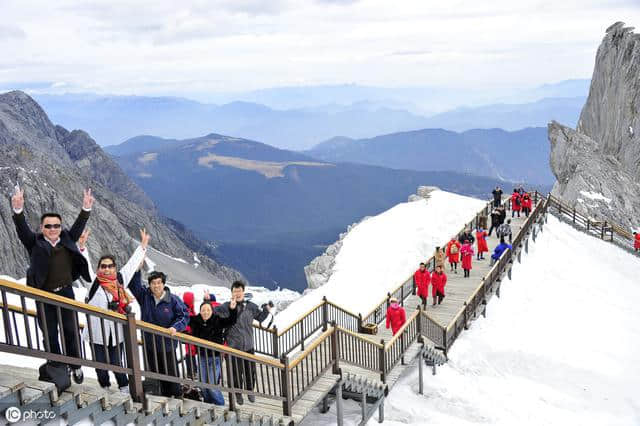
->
<box><xmin>384</xmin><ymin>310</ymin><xmax>419</xmax><ymax>349</ymax></box>
<box><xmin>325</xmin><ymin>299</ymin><xmax>359</xmax><ymax>319</ymax></box>
<box><xmin>288</xmin><ymin>327</ymin><xmax>334</xmax><ymax>369</ymax></box>
<box><xmin>276</xmin><ymin>300</ymin><xmax>325</xmax><ymax>337</ymax></box>
<box><xmin>0</xmin><ymin>279</ymin><xmax>126</xmax><ymax>320</ymax></box>
<box><xmin>335</xmin><ymin>325</ymin><xmax>384</xmax><ymax>349</ymax></box>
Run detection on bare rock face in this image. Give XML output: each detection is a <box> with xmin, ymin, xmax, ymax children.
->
<box><xmin>0</xmin><ymin>91</ymin><xmax>244</xmax><ymax>286</ymax></box>
<box><xmin>549</xmin><ymin>22</ymin><xmax>640</xmax><ymax>229</ymax></box>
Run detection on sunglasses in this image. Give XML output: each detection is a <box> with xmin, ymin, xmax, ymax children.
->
<box><xmin>43</xmin><ymin>224</ymin><xmax>61</xmax><ymax>229</ymax></box>
<box><xmin>99</xmin><ymin>264</ymin><xmax>116</xmax><ymax>269</ymax></box>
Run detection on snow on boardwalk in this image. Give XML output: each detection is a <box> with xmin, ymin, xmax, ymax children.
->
<box><xmin>303</xmin><ymin>215</ymin><xmax>640</xmax><ymax>425</ymax></box>
<box><xmin>274</xmin><ymin>190</ymin><xmax>487</xmax><ymax>329</ymax></box>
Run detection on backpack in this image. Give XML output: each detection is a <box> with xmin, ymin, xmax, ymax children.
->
<box><xmin>85</xmin><ymin>272</ymin><xmax>124</xmax><ymax>303</ymax></box>
<box><xmin>449</xmin><ymin>243</ymin><xmax>459</xmax><ymax>254</ymax></box>
<box><xmin>515</xmin><ymin>196</ymin><xmax>521</xmax><ymax>206</ymax></box>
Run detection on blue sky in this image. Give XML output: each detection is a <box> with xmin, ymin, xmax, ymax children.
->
<box><xmin>0</xmin><ymin>1</ymin><xmax>638</xmax><ymax>96</ymax></box>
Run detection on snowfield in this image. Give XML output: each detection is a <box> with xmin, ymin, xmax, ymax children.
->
<box><xmin>274</xmin><ymin>190</ymin><xmax>487</xmax><ymax>328</ymax></box>
<box><xmin>302</xmin><ymin>214</ymin><xmax>640</xmax><ymax>425</ymax></box>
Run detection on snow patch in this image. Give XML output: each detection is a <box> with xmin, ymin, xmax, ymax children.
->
<box><xmin>579</xmin><ymin>190</ymin><xmax>611</xmax><ymax>203</ymax></box>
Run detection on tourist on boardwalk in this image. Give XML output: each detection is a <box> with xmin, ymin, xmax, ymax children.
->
<box><xmin>634</xmin><ymin>231</ymin><xmax>640</xmax><ymax>252</ymax></box>
<box><xmin>458</xmin><ymin>228</ymin><xmax>475</xmax><ymax>245</ymax></box>
<box><xmin>489</xmin><ymin>207</ymin><xmax>501</xmax><ymax>236</ymax></box>
<box><xmin>475</xmin><ymin>227</ymin><xmax>488</xmax><ymax>260</ymax></box>
<box><xmin>490</xmin><ymin>237</ymin><xmax>512</xmax><ymax>266</ymax></box>
<box><xmin>386</xmin><ymin>297</ymin><xmax>406</xmax><ymax>335</ymax></box>
<box><xmin>434</xmin><ymin>246</ymin><xmax>445</xmax><ymax>269</ymax></box>
<box><xmin>431</xmin><ymin>265</ymin><xmax>447</xmax><ymax>306</ymax></box>
<box><xmin>190</xmin><ymin>290</ymin><xmax>237</xmax><ymax>405</ymax></box>
<box><xmin>498</xmin><ymin>205</ymin><xmax>507</xmax><ymax>226</ymax></box>
<box><xmin>497</xmin><ymin>219</ymin><xmax>513</xmax><ymax>244</ymax></box>
<box><xmin>182</xmin><ymin>291</ymin><xmax>199</xmax><ymax>379</ymax></box>
<box><xmin>492</xmin><ymin>186</ymin><xmax>503</xmax><ymax>207</ymax></box>
<box><xmin>511</xmin><ymin>189</ymin><xmax>522</xmax><ymax>218</ymax></box>
<box><xmin>11</xmin><ymin>185</ymin><xmax>94</xmax><ymax>384</ymax></box>
<box><xmin>460</xmin><ymin>240</ymin><xmax>474</xmax><ymax>278</ymax></box>
<box><xmin>80</xmin><ymin>228</ymin><xmax>148</xmax><ymax>393</ymax></box>
<box><xmin>446</xmin><ymin>238</ymin><xmax>461</xmax><ymax>273</ymax></box>
<box><xmin>414</xmin><ymin>262</ymin><xmax>431</xmax><ymax>307</ymax></box>
<box><xmin>216</xmin><ymin>281</ymin><xmax>271</xmax><ymax>405</ymax></box>
<box><xmin>128</xmin><ymin>266</ymin><xmax>189</xmax><ymax>398</ymax></box>
<box><xmin>522</xmin><ymin>193</ymin><xmax>532</xmax><ymax>217</ymax></box>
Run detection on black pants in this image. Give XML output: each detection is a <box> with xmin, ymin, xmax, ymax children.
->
<box><xmin>436</xmin><ymin>291</ymin><xmax>445</xmax><ymax>305</ymax></box>
<box><xmin>36</xmin><ymin>285</ymin><xmax>80</xmax><ymax>369</ymax></box>
<box><xmin>232</xmin><ymin>350</ymin><xmax>256</xmax><ymax>394</ymax></box>
<box><xmin>93</xmin><ymin>336</ymin><xmax>128</xmax><ymax>388</ymax></box>
<box><xmin>512</xmin><ymin>210</ymin><xmax>520</xmax><ymax>217</ymax></box>
<box><xmin>449</xmin><ymin>262</ymin><xmax>457</xmax><ymax>270</ymax></box>
<box><xmin>146</xmin><ymin>344</ymin><xmax>181</xmax><ymax>397</ymax></box>
<box><xmin>523</xmin><ymin>207</ymin><xmax>530</xmax><ymax>217</ymax></box>
<box><xmin>493</xmin><ymin>199</ymin><xmax>501</xmax><ymax>207</ymax></box>
<box><xmin>464</xmin><ymin>269</ymin><xmax>470</xmax><ymax>277</ymax></box>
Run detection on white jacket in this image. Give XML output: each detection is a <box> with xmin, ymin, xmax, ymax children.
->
<box><xmin>80</xmin><ymin>246</ymin><xmax>146</xmax><ymax>346</ymax></box>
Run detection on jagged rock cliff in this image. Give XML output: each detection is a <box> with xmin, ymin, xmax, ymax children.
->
<box><xmin>549</xmin><ymin>22</ymin><xmax>640</xmax><ymax>229</ymax></box>
<box><xmin>0</xmin><ymin>91</ymin><xmax>244</xmax><ymax>285</ymax></box>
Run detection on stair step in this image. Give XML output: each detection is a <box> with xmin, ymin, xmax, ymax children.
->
<box><xmin>19</xmin><ymin>386</ymin><xmax>44</xmax><ymax>405</ymax></box>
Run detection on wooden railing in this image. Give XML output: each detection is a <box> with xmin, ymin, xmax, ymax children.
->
<box><xmin>0</xmin><ymin>189</ymin><xmax>563</xmax><ymax>417</ymax></box>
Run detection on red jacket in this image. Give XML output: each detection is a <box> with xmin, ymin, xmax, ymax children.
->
<box><xmin>476</xmin><ymin>230</ymin><xmax>488</xmax><ymax>253</ymax></box>
<box><xmin>414</xmin><ymin>268</ymin><xmax>431</xmax><ymax>298</ymax></box>
<box><xmin>522</xmin><ymin>194</ymin><xmax>532</xmax><ymax>210</ymax></box>
<box><xmin>182</xmin><ymin>291</ymin><xmax>197</xmax><ymax>356</ymax></box>
<box><xmin>446</xmin><ymin>239</ymin><xmax>461</xmax><ymax>263</ymax></box>
<box><xmin>511</xmin><ymin>192</ymin><xmax>522</xmax><ymax>211</ymax></box>
<box><xmin>460</xmin><ymin>243</ymin><xmax>474</xmax><ymax>270</ymax></box>
<box><xmin>386</xmin><ymin>304</ymin><xmax>406</xmax><ymax>335</ymax></box>
<box><xmin>635</xmin><ymin>233</ymin><xmax>640</xmax><ymax>249</ymax></box>
<box><xmin>431</xmin><ymin>272</ymin><xmax>447</xmax><ymax>297</ymax></box>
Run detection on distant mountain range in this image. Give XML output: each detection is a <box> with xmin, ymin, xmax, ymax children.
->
<box><xmin>33</xmin><ymin>82</ymin><xmax>586</xmax><ymax>150</ymax></box>
<box><xmin>307</xmin><ymin>127</ymin><xmax>554</xmax><ymax>185</ymax></box>
<box><xmin>108</xmin><ymin>133</ymin><xmax>515</xmax><ymax>291</ymax></box>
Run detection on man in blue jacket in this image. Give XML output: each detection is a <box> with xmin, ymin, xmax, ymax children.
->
<box><xmin>490</xmin><ymin>237</ymin><xmax>512</xmax><ymax>266</ymax></box>
<box><xmin>128</xmin><ymin>266</ymin><xmax>189</xmax><ymax>398</ymax></box>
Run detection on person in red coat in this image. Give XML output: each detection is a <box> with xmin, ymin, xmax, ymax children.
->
<box><xmin>521</xmin><ymin>193</ymin><xmax>532</xmax><ymax>217</ymax></box>
<box><xmin>182</xmin><ymin>291</ymin><xmax>198</xmax><ymax>379</ymax></box>
<box><xmin>445</xmin><ymin>238</ymin><xmax>461</xmax><ymax>273</ymax></box>
<box><xmin>460</xmin><ymin>240</ymin><xmax>474</xmax><ymax>278</ymax></box>
<box><xmin>386</xmin><ymin>297</ymin><xmax>406</xmax><ymax>335</ymax></box>
<box><xmin>475</xmin><ymin>228</ymin><xmax>488</xmax><ymax>260</ymax></box>
<box><xmin>634</xmin><ymin>231</ymin><xmax>640</xmax><ymax>252</ymax></box>
<box><xmin>431</xmin><ymin>265</ymin><xmax>447</xmax><ymax>306</ymax></box>
<box><xmin>413</xmin><ymin>262</ymin><xmax>431</xmax><ymax>307</ymax></box>
<box><xmin>511</xmin><ymin>190</ymin><xmax>522</xmax><ymax>218</ymax></box>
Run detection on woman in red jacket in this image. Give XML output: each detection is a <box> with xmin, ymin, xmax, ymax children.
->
<box><xmin>386</xmin><ymin>297</ymin><xmax>406</xmax><ymax>335</ymax></box>
<box><xmin>431</xmin><ymin>265</ymin><xmax>447</xmax><ymax>306</ymax></box>
<box><xmin>475</xmin><ymin>228</ymin><xmax>488</xmax><ymax>260</ymax></box>
<box><xmin>446</xmin><ymin>238</ymin><xmax>461</xmax><ymax>273</ymax></box>
<box><xmin>521</xmin><ymin>193</ymin><xmax>532</xmax><ymax>217</ymax></box>
<box><xmin>182</xmin><ymin>291</ymin><xmax>198</xmax><ymax>379</ymax></box>
<box><xmin>413</xmin><ymin>262</ymin><xmax>431</xmax><ymax>307</ymax></box>
<box><xmin>634</xmin><ymin>231</ymin><xmax>640</xmax><ymax>252</ymax></box>
<box><xmin>460</xmin><ymin>240</ymin><xmax>474</xmax><ymax>278</ymax></box>
<box><xmin>511</xmin><ymin>190</ymin><xmax>522</xmax><ymax>218</ymax></box>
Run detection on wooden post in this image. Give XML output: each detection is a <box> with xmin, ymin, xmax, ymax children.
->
<box><xmin>418</xmin><ymin>345</ymin><xmax>424</xmax><ymax>395</ymax></box>
<box><xmin>272</xmin><ymin>326</ymin><xmax>279</xmax><ymax>359</ymax></box>
<box><xmin>281</xmin><ymin>356</ymin><xmax>292</xmax><ymax>416</ymax></box>
<box><xmin>124</xmin><ymin>312</ymin><xmax>143</xmax><ymax>406</ymax></box>
<box><xmin>330</xmin><ymin>322</ymin><xmax>340</xmax><ymax>374</ymax></box>
<box><xmin>572</xmin><ymin>207</ymin><xmax>576</xmax><ymax>224</ymax></box>
<box><xmin>601</xmin><ymin>221</ymin><xmax>606</xmax><ymax>239</ymax></box>
<box><xmin>322</xmin><ymin>296</ymin><xmax>329</xmax><ymax>331</ymax></box>
<box><xmin>226</xmin><ymin>354</ymin><xmax>236</xmax><ymax>412</ymax></box>
<box><xmin>358</xmin><ymin>313</ymin><xmax>363</xmax><ymax>333</ymax></box>
<box><xmin>379</xmin><ymin>339</ymin><xmax>386</xmax><ymax>383</ymax></box>
<box><xmin>378</xmin><ymin>399</ymin><xmax>385</xmax><ymax>423</ymax></box>
<box><xmin>336</xmin><ymin>380</ymin><xmax>344</xmax><ymax>426</ymax></box>
<box><xmin>300</xmin><ymin>322</ymin><xmax>305</xmax><ymax>351</ymax></box>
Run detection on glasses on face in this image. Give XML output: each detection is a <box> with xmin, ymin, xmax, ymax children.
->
<box><xmin>99</xmin><ymin>263</ymin><xmax>116</xmax><ymax>270</ymax></box>
<box><xmin>43</xmin><ymin>224</ymin><xmax>61</xmax><ymax>229</ymax></box>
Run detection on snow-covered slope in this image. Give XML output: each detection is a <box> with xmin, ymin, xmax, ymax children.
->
<box><xmin>303</xmin><ymin>214</ymin><xmax>640</xmax><ymax>425</ymax></box>
<box><xmin>275</xmin><ymin>190</ymin><xmax>486</xmax><ymax>328</ymax></box>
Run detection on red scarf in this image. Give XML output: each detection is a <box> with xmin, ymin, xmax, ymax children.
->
<box><xmin>97</xmin><ymin>271</ymin><xmax>133</xmax><ymax>314</ymax></box>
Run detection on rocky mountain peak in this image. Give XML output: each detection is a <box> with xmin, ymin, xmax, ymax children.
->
<box><xmin>549</xmin><ymin>22</ymin><xmax>640</xmax><ymax>230</ymax></box>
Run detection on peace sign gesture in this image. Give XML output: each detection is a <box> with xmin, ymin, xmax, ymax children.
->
<box><xmin>82</xmin><ymin>188</ymin><xmax>95</xmax><ymax>210</ymax></box>
<box><xmin>11</xmin><ymin>185</ymin><xmax>24</xmax><ymax>211</ymax></box>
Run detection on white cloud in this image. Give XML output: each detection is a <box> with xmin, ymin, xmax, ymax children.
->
<box><xmin>0</xmin><ymin>0</ymin><xmax>638</xmax><ymax>95</ymax></box>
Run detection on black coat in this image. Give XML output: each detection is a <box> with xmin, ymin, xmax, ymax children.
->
<box><xmin>458</xmin><ymin>232</ymin><xmax>475</xmax><ymax>244</ymax></box>
<box><xmin>190</xmin><ymin>309</ymin><xmax>237</xmax><ymax>358</ymax></box>
<box><xmin>492</xmin><ymin>189</ymin><xmax>503</xmax><ymax>202</ymax></box>
<box><xmin>13</xmin><ymin>210</ymin><xmax>91</xmax><ymax>289</ymax></box>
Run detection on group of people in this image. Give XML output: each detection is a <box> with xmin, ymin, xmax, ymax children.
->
<box><xmin>10</xmin><ymin>187</ymin><xmax>271</xmax><ymax>405</ymax></box>
<box><xmin>510</xmin><ymin>187</ymin><xmax>533</xmax><ymax>218</ymax></box>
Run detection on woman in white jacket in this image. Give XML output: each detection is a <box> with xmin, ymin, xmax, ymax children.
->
<box><xmin>78</xmin><ymin>229</ymin><xmax>149</xmax><ymax>392</ymax></box>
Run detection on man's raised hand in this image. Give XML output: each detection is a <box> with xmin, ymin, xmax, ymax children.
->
<box><xmin>229</xmin><ymin>294</ymin><xmax>237</xmax><ymax>310</ymax></box>
<box><xmin>11</xmin><ymin>185</ymin><xmax>24</xmax><ymax>211</ymax></box>
<box><xmin>82</xmin><ymin>188</ymin><xmax>94</xmax><ymax>210</ymax></box>
<box><xmin>140</xmin><ymin>228</ymin><xmax>150</xmax><ymax>250</ymax></box>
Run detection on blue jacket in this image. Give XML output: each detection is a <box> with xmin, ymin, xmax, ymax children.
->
<box><xmin>128</xmin><ymin>272</ymin><xmax>189</xmax><ymax>350</ymax></box>
<box><xmin>491</xmin><ymin>242</ymin><xmax>512</xmax><ymax>260</ymax></box>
